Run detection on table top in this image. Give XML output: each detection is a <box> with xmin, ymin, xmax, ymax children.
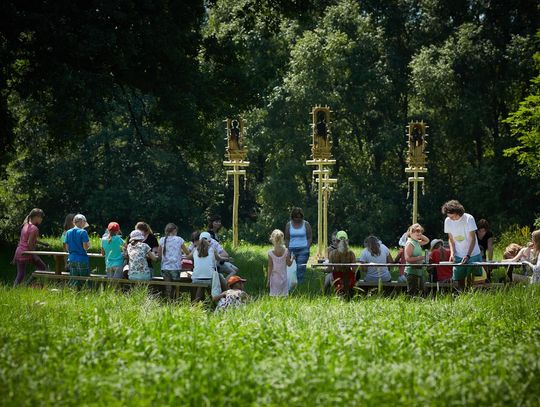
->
<box><xmin>24</xmin><ymin>250</ymin><xmax>104</xmax><ymax>258</ymax></box>
<box><xmin>309</xmin><ymin>261</ymin><xmax>524</xmax><ymax>267</ymax></box>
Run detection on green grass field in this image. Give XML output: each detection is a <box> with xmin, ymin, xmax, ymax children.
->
<box><xmin>0</xmin><ymin>285</ymin><xmax>539</xmax><ymax>406</ymax></box>
<box><xmin>1</xmin><ymin>241</ymin><xmax>537</xmax><ymax>405</ymax></box>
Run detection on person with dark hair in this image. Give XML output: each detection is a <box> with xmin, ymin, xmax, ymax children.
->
<box><xmin>158</xmin><ymin>223</ymin><xmax>189</xmax><ymax>297</ymax></box>
<box><xmin>476</xmin><ymin>219</ymin><xmax>494</xmax><ymax>261</ymax></box>
<box><xmin>61</xmin><ymin>213</ymin><xmax>76</xmax><ymax>250</ymax></box>
<box><xmin>135</xmin><ymin>222</ymin><xmax>159</xmax><ymax>276</ymax></box>
<box><xmin>207</xmin><ymin>215</ymin><xmax>222</xmax><ymax>242</ymax></box>
<box><xmin>441</xmin><ymin>200</ymin><xmax>482</xmax><ymax>290</ymax></box>
<box><xmin>284</xmin><ymin>207</ymin><xmax>312</xmax><ymax>283</ymax></box>
<box><xmin>359</xmin><ymin>235</ymin><xmax>393</xmax><ymax>283</ymax></box>
<box><xmin>12</xmin><ymin>208</ymin><xmax>48</xmax><ymax>286</ymax></box>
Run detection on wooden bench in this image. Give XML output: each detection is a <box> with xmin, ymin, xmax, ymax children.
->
<box><xmin>351</xmin><ymin>280</ymin><xmax>506</xmax><ymax>295</ymax></box>
<box><xmin>31</xmin><ymin>271</ymin><xmax>211</xmax><ymax>302</ymax></box>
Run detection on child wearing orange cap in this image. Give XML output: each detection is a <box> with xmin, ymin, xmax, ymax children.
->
<box><xmin>213</xmin><ymin>275</ymin><xmax>249</xmax><ymax>311</ymax></box>
<box><xmin>101</xmin><ymin>222</ymin><xmax>125</xmax><ymax>279</ymax></box>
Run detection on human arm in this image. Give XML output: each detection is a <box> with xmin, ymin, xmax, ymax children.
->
<box><xmin>146</xmin><ymin>250</ymin><xmax>158</xmax><ymax>261</ymax></box>
<box><xmin>305</xmin><ymin>222</ymin><xmax>313</xmax><ymax>247</ymax></box>
<box><xmin>286</xmin><ymin>250</ymin><xmax>293</xmax><ymax>267</ymax></box>
<box><xmin>284</xmin><ymin>222</ymin><xmax>290</xmax><ymax>247</ymax></box>
<box><xmin>418</xmin><ymin>234</ymin><xmax>430</xmax><ymax>247</ymax></box>
<box><xmin>460</xmin><ymin>231</ymin><xmax>477</xmax><ymax>264</ymax></box>
<box><xmin>447</xmin><ymin>234</ymin><xmax>456</xmax><ymax>262</ymax></box>
<box><xmin>267</xmin><ymin>255</ymin><xmax>273</xmax><ymax>287</ymax></box>
<box><xmin>181</xmin><ymin>243</ymin><xmax>190</xmax><ymax>256</ymax></box>
<box><xmin>487</xmin><ymin>237</ymin><xmax>494</xmax><ymax>261</ymax></box>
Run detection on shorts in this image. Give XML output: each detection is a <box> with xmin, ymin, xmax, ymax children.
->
<box><xmin>453</xmin><ymin>254</ymin><xmax>483</xmax><ymax>280</ymax></box>
<box><xmin>161</xmin><ymin>269</ymin><xmax>180</xmax><ymax>280</ymax></box>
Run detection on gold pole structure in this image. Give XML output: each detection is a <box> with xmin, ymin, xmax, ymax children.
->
<box><xmin>306</xmin><ymin>105</ymin><xmax>337</xmax><ymax>261</ymax></box>
<box><xmin>224</xmin><ymin>118</ymin><xmax>249</xmax><ymax>248</ymax></box>
<box><xmin>405</xmin><ymin>121</ymin><xmax>428</xmax><ymax>224</ymax></box>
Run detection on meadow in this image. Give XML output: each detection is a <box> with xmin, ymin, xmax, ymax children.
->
<box><xmin>1</xmin><ymin>241</ymin><xmax>538</xmax><ymax>405</ymax></box>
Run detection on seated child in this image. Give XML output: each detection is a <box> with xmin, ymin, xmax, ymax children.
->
<box><xmin>213</xmin><ymin>275</ymin><xmax>250</xmax><ymax>311</ymax></box>
<box><xmin>428</xmin><ymin>239</ymin><xmax>452</xmax><ymax>282</ymax></box>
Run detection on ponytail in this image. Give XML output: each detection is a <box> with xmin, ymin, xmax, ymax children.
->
<box><xmin>162</xmin><ymin>223</ymin><xmax>177</xmax><ymax>259</ymax></box>
<box><xmin>23</xmin><ymin>208</ymin><xmax>44</xmax><ymax>226</ymax></box>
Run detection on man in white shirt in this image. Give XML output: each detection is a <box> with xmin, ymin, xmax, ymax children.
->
<box><xmin>442</xmin><ymin>200</ymin><xmax>483</xmax><ymax>290</ymax></box>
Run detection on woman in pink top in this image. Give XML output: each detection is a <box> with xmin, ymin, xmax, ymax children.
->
<box><xmin>268</xmin><ymin>229</ymin><xmax>293</xmax><ymax>296</ymax></box>
<box><xmin>12</xmin><ymin>208</ymin><xmax>48</xmax><ymax>286</ymax></box>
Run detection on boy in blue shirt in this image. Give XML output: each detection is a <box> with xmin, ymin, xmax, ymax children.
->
<box><xmin>65</xmin><ymin>214</ymin><xmax>91</xmax><ymax>287</ymax></box>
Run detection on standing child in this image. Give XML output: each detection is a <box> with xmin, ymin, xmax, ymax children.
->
<box><xmin>65</xmin><ymin>214</ymin><xmax>91</xmax><ymax>287</ymax></box>
<box><xmin>127</xmin><ymin>230</ymin><xmax>158</xmax><ymax>281</ymax></box>
<box><xmin>404</xmin><ymin>223</ymin><xmax>430</xmax><ymax>296</ymax></box>
<box><xmin>158</xmin><ymin>223</ymin><xmax>189</xmax><ymax>297</ymax></box>
<box><xmin>101</xmin><ymin>222</ymin><xmax>124</xmax><ymax>279</ymax></box>
<box><xmin>12</xmin><ymin>208</ymin><xmax>48</xmax><ymax>286</ymax></box>
<box><xmin>268</xmin><ymin>229</ymin><xmax>293</xmax><ymax>296</ymax></box>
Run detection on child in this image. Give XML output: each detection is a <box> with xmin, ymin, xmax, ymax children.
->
<box><xmin>523</xmin><ymin>230</ymin><xmax>540</xmax><ymax>284</ymax></box>
<box><xmin>404</xmin><ymin>223</ymin><xmax>430</xmax><ymax>295</ymax></box>
<box><xmin>359</xmin><ymin>236</ymin><xmax>393</xmax><ymax>283</ymax></box>
<box><xmin>101</xmin><ymin>222</ymin><xmax>124</xmax><ymax>279</ymax></box>
<box><xmin>61</xmin><ymin>213</ymin><xmax>75</xmax><ymax>251</ymax></box>
<box><xmin>126</xmin><ymin>230</ymin><xmax>158</xmax><ymax>281</ymax></box>
<box><xmin>185</xmin><ymin>231</ymin><xmax>226</xmax><ymax>300</ymax></box>
<box><xmin>441</xmin><ymin>200</ymin><xmax>482</xmax><ymax>290</ymax></box>
<box><xmin>12</xmin><ymin>208</ymin><xmax>48</xmax><ymax>286</ymax></box>
<box><xmin>213</xmin><ymin>275</ymin><xmax>250</xmax><ymax>311</ymax></box>
<box><xmin>393</xmin><ymin>232</ymin><xmax>408</xmax><ymax>283</ymax></box>
<box><xmin>428</xmin><ymin>239</ymin><xmax>452</xmax><ymax>282</ymax></box>
<box><xmin>158</xmin><ymin>223</ymin><xmax>189</xmax><ymax>297</ymax></box>
<box><xmin>328</xmin><ymin>230</ymin><xmax>356</xmax><ymax>298</ymax></box>
<box><xmin>268</xmin><ymin>229</ymin><xmax>293</xmax><ymax>296</ymax></box>
<box><xmin>65</xmin><ymin>214</ymin><xmax>91</xmax><ymax>287</ymax></box>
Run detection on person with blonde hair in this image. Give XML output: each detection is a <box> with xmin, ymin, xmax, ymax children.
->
<box><xmin>268</xmin><ymin>229</ymin><xmax>293</xmax><ymax>296</ymax></box>
<box><xmin>522</xmin><ymin>230</ymin><xmax>540</xmax><ymax>284</ymax></box>
<box><xmin>329</xmin><ymin>231</ymin><xmax>356</xmax><ymax>298</ymax></box>
<box><xmin>404</xmin><ymin>223</ymin><xmax>430</xmax><ymax>295</ymax></box>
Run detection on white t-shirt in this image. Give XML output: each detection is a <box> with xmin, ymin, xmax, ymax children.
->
<box><xmin>192</xmin><ymin>247</ymin><xmax>217</xmax><ymax>280</ymax></box>
<box><xmin>159</xmin><ymin>235</ymin><xmax>185</xmax><ymax>271</ymax></box>
<box><xmin>359</xmin><ymin>243</ymin><xmax>392</xmax><ymax>282</ymax></box>
<box><xmin>444</xmin><ymin>213</ymin><xmax>481</xmax><ymax>258</ymax></box>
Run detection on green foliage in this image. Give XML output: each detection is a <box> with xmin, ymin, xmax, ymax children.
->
<box><xmin>497</xmin><ymin>224</ymin><xmax>533</xmax><ymax>250</ymax></box>
<box><xmin>1</xmin><ymin>285</ymin><xmax>540</xmax><ymax>405</ymax></box>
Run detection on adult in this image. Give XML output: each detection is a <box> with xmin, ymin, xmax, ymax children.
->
<box><xmin>358</xmin><ymin>236</ymin><xmax>393</xmax><ymax>283</ymax></box>
<box><xmin>135</xmin><ymin>222</ymin><xmax>159</xmax><ymax>276</ymax></box>
<box><xmin>323</xmin><ymin>231</ymin><xmax>339</xmax><ymax>293</ymax></box>
<box><xmin>441</xmin><ymin>200</ymin><xmax>482</xmax><ymax>290</ymax></box>
<box><xmin>65</xmin><ymin>214</ymin><xmax>91</xmax><ymax>287</ymax></box>
<box><xmin>12</xmin><ymin>208</ymin><xmax>48</xmax><ymax>286</ymax></box>
<box><xmin>328</xmin><ymin>231</ymin><xmax>356</xmax><ymax>298</ymax></box>
<box><xmin>476</xmin><ymin>219</ymin><xmax>494</xmax><ymax>261</ymax></box>
<box><xmin>207</xmin><ymin>214</ymin><xmax>222</xmax><ymax>242</ymax></box>
<box><xmin>284</xmin><ymin>207</ymin><xmax>312</xmax><ymax>283</ymax></box>
<box><xmin>126</xmin><ymin>230</ymin><xmax>158</xmax><ymax>281</ymax></box>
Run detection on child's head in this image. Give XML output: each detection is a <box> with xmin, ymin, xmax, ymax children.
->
<box><xmin>191</xmin><ymin>231</ymin><xmax>200</xmax><ymax>244</ymax></box>
<box><xmin>503</xmin><ymin>243</ymin><xmax>522</xmax><ymax>260</ymax></box>
<box><xmin>135</xmin><ymin>221</ymin><xmax>152</xmax><ymax>235</ymax></box>
<box><xmin>24</xmin><ymin>208</ymin><xmax>44</xmax><ymax>225</ymax></box>
<box><xmin>228</xmin><ymin>275</ymin><xmax>246</xmax><ymax>290</ymax></box>
<box><xmin>336</xmin><ymin>230</ymin><xmax>349</xmax><ymax>253</ymax></box>
<box><xmin>364</xmin><ymin>235</ymin><xmax>380</xmax><ymax>256</ymax></box>
<box><xmin>196</xmin><ymin>231</ymin><xmax>212</xmax><ymax>257</ymax></box>
<box><xmin>430</xmin><ymin>239</ymin><xmax>444</xmax><ymax>250</ymax></box>
<box><xmin>63</xmin><ymin>213</ymin><xmax>75</xmax><ymax>231</ymax></box>
<box><xmin>441</xmin><ymin>200</ymin><xmax>465</xmax><ymax>220</ymax></box>
<box><xmin>107</xmin><ymin>222</ymin><xmax>120</xmax><ymax>236</ymax></box>
<box><xmin>330</xmin><ymin>230</ymin><xmax>338</xmax><ymax>247</ymax></box>
<box><xmin>164</xmin><ymin>223</ymin><xmax>178</xmax><ymax>236</ymax></box>
<box><xmin>270</xmin><ymin>229</ymin><xmax>285</xmax><ymax>248</ymax></box>
<box><xmin>73</xmin><ymin>214</ymin><xmax>89</xmax><ymax>229</ymax></box>
<box><xmin>407</xmin><ymin>223</ymin><xmax>424</xmax><ymax>239</ymax></box>
<box><xmin>129</xmin><ymin>230</ymin><xmax>145</xmax><ymax>245</ymax></box>
<box><xmin>208</xmin><ymin>215</ymin><xmax>222</xmax><ymax>231</ymax></box>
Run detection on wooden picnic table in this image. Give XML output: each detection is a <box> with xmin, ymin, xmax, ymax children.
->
<box><xmin>309</xmin><ymin>261</ymin><xmax>525</xmax><ymax>282</ymax></box>
<box><xmin>24</xmin><ymin>250</ymin><xmax>103</xmax><ymax>275</ymax></box>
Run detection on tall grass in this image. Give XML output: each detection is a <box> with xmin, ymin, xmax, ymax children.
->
<box><xmin>0</xmin><ymin>285</ymin><xmax>539</xmax><ymax>405</ymax></box>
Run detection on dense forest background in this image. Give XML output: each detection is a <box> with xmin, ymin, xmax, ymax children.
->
<box><xmin>0</xmin><ymin>0</ymin><xmax>538</xmax><ymax>245</ymax></box>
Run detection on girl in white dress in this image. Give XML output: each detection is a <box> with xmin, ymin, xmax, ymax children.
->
<box><xmin>267</xmin><ymin>229</ymin><xmax>293</xmax><ymax>296</ymax></box>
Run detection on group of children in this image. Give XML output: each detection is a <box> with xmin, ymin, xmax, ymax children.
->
<box><xmin>326</xmin><ymin>200</ymin><xmax>540</xmax><ymax>297</ymax></box>
<box><xmin>11</xmin><ymin>199</ymin><xmax>540</xmax><ymax>303</ymax></box>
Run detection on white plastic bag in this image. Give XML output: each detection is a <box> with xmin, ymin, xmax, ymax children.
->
<box><xmin>287</xmin><ymin>258</ymin><xmax>298</xmax><ymax>290</ymax></box>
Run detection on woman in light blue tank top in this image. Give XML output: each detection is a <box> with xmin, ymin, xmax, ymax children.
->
<box><xmin>284</xmin><ymin>207</ymin><xmax>312</xmax><ymax>283</ymax></box>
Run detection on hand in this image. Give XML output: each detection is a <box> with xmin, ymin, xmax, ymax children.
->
<box><xmin>449</xmin><ymin>255</ymin><xmax>455</xmax><ymax>262</ymax></box>
<box><xmin>460</xmin><ymin>255</ymin><xmax>470</xmax><ymax>265</ymax></box>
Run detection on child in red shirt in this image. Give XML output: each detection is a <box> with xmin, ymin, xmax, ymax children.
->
<box><xmin>429</xmin><ymin>239</ymin><xmax>452</xmax><ymax>282</ymax></box>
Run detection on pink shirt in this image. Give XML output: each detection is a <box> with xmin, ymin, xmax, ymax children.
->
<box><xmin>13</xmin><ymin>223</ymin><xmax>39</xmax><ymax>262</ymax></box>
